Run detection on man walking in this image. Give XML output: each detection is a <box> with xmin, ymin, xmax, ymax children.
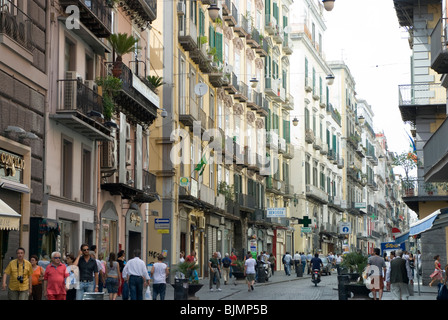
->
<box><xmin>386</xmin><ymin>249</ymin><xmax>413</xmax><ymax>300</ymax></box>
<box><xmin>367</xmin><ymin>248</ymin><xmax>387</xmax><ymax>300</ymax></box>
<box><xmin>221</xmin><ymin>253</ymin><xmax>232</xmax><ymax>285</ymax></box>
<box><xmin>43</xmin><ymin>252</ymin><xmax>68</xmax><ymax>300</ymax></box>
<box><xmin>244</xmin><ymin>253</ymin><xmax>257</xmax><ymax>292</ymax></box>
<box><xmin>151</xmin><ymin>254</ymin><xmax>169</xmax><ymax>300</ymax></box>
<box><xmin>283</xmin><ymin>252</ymin><xmax>293</xmax><ymax>276</ymax></box>
<box><xmin>122</xmin><ymin>249</ymin><xmax>150</xmax><ymax>300</ymax></box>
<box><xmin>2</xmin><ymin>247</ymin><xmax>33</xmax><ymax>300</ymax></box>
<box><xmin>208</xmin><ymin>252</ymin><xmax>222</xmax><ymax>291</ymax></box>
<box><xmin>75</xmin><ymin>243</ymin><xmax>99</xmax><ymax>300</ymax></box>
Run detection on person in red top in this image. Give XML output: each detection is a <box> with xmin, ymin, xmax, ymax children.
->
<box><xmin>43</xmin><ymin>252</ymin><xmax>68</xmax><ymax>300</ymax></box>
<box><xmin>185</xmin><ymin>250</ymin><xmax>197</xmax><ymax>263</ymax></box>
<box><xmin>230</xmin><ymin>251</ymin><xmax>238</xmax><ymax>278</ymax></box>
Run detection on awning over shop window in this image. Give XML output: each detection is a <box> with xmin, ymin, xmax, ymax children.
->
<box><xmin>409</xmin><ymin>208</ymin><xmax>448</xmax><ymax>236</ymax></box>
<box><xmin>394</xmin><ymin>232</ymin><xmax>409</xmax><ymax>244</ymax></box>
<box><xmin>0</xmin><ymin>199</ymin><xmax>21</xmax><ymax>230</ymax></box>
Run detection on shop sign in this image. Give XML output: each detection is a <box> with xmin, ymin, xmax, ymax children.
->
<box><xmin>266</xmin><ymin>207</ymin><xmax>286</xmax><ymax>218</ymax></box>
<box><xmin>0</xmin><ymin>150</ymin><xmax>25</xmax><ymax>182</ymax></box>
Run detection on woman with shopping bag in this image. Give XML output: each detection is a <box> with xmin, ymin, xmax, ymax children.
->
<box><xmin>151</xmin><ymin>254</ymin><xmax>169</xmax><ymax>300</ymax></box>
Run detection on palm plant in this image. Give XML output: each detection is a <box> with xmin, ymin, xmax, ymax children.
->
<box><xmin>108</xmin><ymin>33</ymin><xmax>140</xmax><ymax>77</ymax></box>
<box><xmin>146</xmin><ymin>75</ymin><xmax>165</xmax><ymax>93</ymax></box>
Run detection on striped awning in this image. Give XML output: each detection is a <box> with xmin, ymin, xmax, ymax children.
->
<box><xmin>0</xmin><ymin>199</ymin><xmax>21</xmax><ymax>230</ymax></box>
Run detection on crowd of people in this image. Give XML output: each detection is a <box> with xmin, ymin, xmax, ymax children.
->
<box><xmin>1</xmin><ymin>245</ymin><xmax>169</xmax><ymax>301</ymax></box>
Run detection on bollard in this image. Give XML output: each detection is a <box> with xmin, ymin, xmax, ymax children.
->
<box><xmin>337</xmin><ymin>275</ymin><xmax>350</xmax><ymax>300</ymax></box>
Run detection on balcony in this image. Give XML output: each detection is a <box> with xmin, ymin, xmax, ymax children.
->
<box><xmin>247</xmin><ymin>89</ymin><xmax>262</xmax><ymax>111</ymax></box>
<box><xmin>255</xmin><ymin>38</ymin><xmax>268</xmax><ymax>57</ymax></box>
<box><xmin>305</xmin><ymin>129</ymin><xmax>315</xmax><ymax>144</ymax></box>
<box><xmin>282</xmin><ymin>93</ymin><xmax>294</xmax><ymax>110</ymax></box>
<box><xmin>179</xmin><ymin>97</ymin><xmax>199</xmax><ymax>128</ymax></box>
<box><xmin>306</xmin><ymin>184</ymin><xmax>328</xmax><ymax>204</ymax></box>
<box><xmin>431</xmin><ymin>18</ymin><xmax>448</xmax><ymax>74</ymax></box>
<box><xmin>320</xmin><ymin>144</ymin><xmax>328</xmax><ymax>155</ymax></box>
<box><xmin>313</xmin><ymin>136</ymin><xmax>322</xmax><ymax>150</ymax></box>
<box><xmin>190</xmin><ymin>42</ymin><xmax>214</xmax><ymax>73</ymax></box>
<box><xmin>234</xmin><ymin>14</ymin><xmax>250</xmax><ymax>38</ymax></box>
<box><xmin>51</xmin><ymin>78</ymin><xmax>111</xmax><ymax>141</ymax></box>
<box><xmin>59</xmin><ymin>0</ymin><xmax>112</xmax><ymax>37</ymax></box>
<box><xmin>265</xmin><ymin>14</ymin><xmax>277</xmax><ymax>35</ymax></box>
<box><xmin>208</xmin><ymin>70</ymin><xmax>227</xmax><ymax>88</ymax></box>
<box><xmin>178</xmin><ymin>17</ymin><xmax>198</xmax><ymax>52</ymax></box>
<box><xmin>400</xmin><ymin>177</ymin><xmax>448</xmax><ymax>213</ymax></box>
<box><xmin>258</xmin><ymin>96</ymin><xmax>269</xmax><ymax>117</ymax></box>
<box><xmin>283</xmin><ymin>143</ymin><xmax>294</xmax><ymax>159</ymax></box>
<box><xmin>424</xmin><ymin>116</ymin><xmax>448</xmax><ymax>182</ymax></box>
<box><xmin>282</xmin><ymin>33</ymin><xmax>293</xmax><ymax>55</ymax></box>
<box><xmin>223</xmin><ymin>2</ymin><xmax>238</xmax><ymax>27</ymax></box>
<box><xmin>272</xmin><ymin>27</ymin><xmax>284</xmax><ymax>44</ymax></box>
<box><xmin>337</xmin><ymin>157</ymin><xmax>344</xmax><ymax>169</ymax></box>
<box><xmin>247</xmin><ymin>28</ymin><xmax>261</xmax><ymax>49</ymax></box>
<box><xmin>101</xmin><ymin>169</ymin><xmax>158</xmax><ymax>203</ymax></box>
<box><xmin>118</xmin><ymin>0</ymin><xmax>157</xmax><ymax>23</ymax></box>
<box><xmin>278</xmin><ymin>137</ymin><xmax>286</xmax><ymax>153</ymax></box>
<box><xmin>398</xmin><ymin>83</ymin><xmax>446</xmax><ymax>125</ymax></box>
<box><xmin>236</xmin><ymin>193</ymin><xmax>255</xmax><ymax>212</ymax></box>
<box><xmin>284</xmin><ymin>184</ymin><xmax>294</xmax><ymax>199</ymax></box>
<box><xmin>266</xmin><ymin>176</ymin><xmax>285</xmax><ymax>195</ymax></box>
<box><xmin>328</xmin><ymin>196</ymin><xmax>344</xmax><ymax>212</ymax></box>
<box><xmin>235</xmin><ymin>81</ymin><xmax>249</xmax><ymax>102</ymax></box>
<box><xmin>224</xmin><ymin>72</ymin><xmax>238</xmax><ymax>94</ymax></box>
<box><xmin>264</xmin><ymin>77</ymin><xmax>279</xmax><ymax>98</ymax></box>
<box><xmin>112</xmin><ymin>63</ymin><xmax>159</xmax><ymax>128</ymax></box>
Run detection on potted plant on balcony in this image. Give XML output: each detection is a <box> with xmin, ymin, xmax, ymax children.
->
<box><xmin>393</xmin><ymin>151</ymin><xmax>417</xmax><ymax>197</ymax></box>
<box><xmin>95</xmin><ymin>75</ymin><xmax>122</xmax><ymax>120</ymax></box>
<box><xmin>108</xmin><ymin>33</ymin><xmax>140</xmax><ymax>78</ymax></box>
<box><xmin>146</xmin><ymin>75</ymin><xmax>165</xmax><ymax>94</ymax></box>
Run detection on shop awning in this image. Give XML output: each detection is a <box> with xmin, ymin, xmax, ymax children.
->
<box><xmin>409</xmin><ymin>208</ymin><xmax>448</xmax><ymax>236</ymax></box>
<box><xmin>0</xmin><ymin>199</ymin><xmax>21</xmax><ymax>230</ymax></box>
<box><xmin>394</xmin><ymin>232</ymin><xmax>409</xmax><ymax>244</ymax></box>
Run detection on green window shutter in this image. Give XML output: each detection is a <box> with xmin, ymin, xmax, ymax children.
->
<box><xmin>265</xmin><ymin>0</ymin><xmax>270</xmax><ymax>15</ymax></box>
<box><xmin>199</xmin><ymin>9</ymin><xmax>204</xmax><ymax>35</ymax></box>
<box><xmin>215</xmin><ymin>32</ymin><xmax>223</xmax><ymax>62</ymax></box>
<box><xmin>332</xmin><ymin>134</ymin><xmax>336</xmax><ymax>152</ymax></box>
<box><xmin>209</xmin><ymin>25</ymin><xmax>215</xmax><ymax>48</ymax></box>
<box><xmin>305</xmin><ymin>57</ymin><xmax>308</xmax><ymax>86</ymax></box>
<box><xmin>305</xmin><ymin>108</ymin><xmax>309</xmax><ymax>130</ymax></box>
<box><xmin>326</xmin><ymin>129</ymin><xmax>330</xmax><ymax>148</ymax></box>
<box><xmin>266</xmin><ymin>109</ymin><xmax>271</xmax><ymax>130</ymax></box>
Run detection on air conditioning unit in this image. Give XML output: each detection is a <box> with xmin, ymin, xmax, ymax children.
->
<box><xmin>84</xmin><ymin>80</ymin><xmax>98</xmax><ymax>92</ymax></box>
<box><xmin>177</xmin><ymin>2</ymin><xmax>185</xmax><ymax>15</ymax></box>
<box><xmin>64</xmin><ymin>71</ymin><xmax>82</xmax><ymax>110</ymax></box>
<box><xmin>100</xmin><ymin>139</ymin><xmax>117</xmax><ymax>170</ymax></box>
<box><xmin>126</xmin><ymin>144</ymin><xmax>132</xmax><ymax>166</ymax></box>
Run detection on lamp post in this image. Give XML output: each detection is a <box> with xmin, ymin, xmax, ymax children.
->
<box><xmin>322</xmin><ymin>0</ymin><xmax>335</xmax><ymax>11</ymax></box>
<box><xmin>208</xmin><ymin>4</ymin><xmax>220</xmax><ymax>21</ymax></box>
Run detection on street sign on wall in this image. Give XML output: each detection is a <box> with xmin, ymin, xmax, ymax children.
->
<box><xmin>267</xmin><ymin>207</ymin><xmax>286</xmax><ymax>218</ymax></box>
<box><xmin>339</xmin><ymin>222</ymin><xmax>351</xmax><ymax>235</ymax></box>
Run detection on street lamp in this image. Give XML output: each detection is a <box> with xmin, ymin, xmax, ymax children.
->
<box><xmin>292</xmin><ymin>117</ymin><xmax>299</xmax><ymax>127</ymax></box>
<box><xmin>322</xmin><ymin>0</ymin><xmax>335</xmax><ymax>11</ymax></box>
<box><xmin>208</xmin><ymin>4</ymin><xmax>220</xmax><ymax>21</ymax></box>
<box><xmin>326</xmin><ymin>74</ymin><xmax>335</xmax><ymax>86</ymax></box>
<box><xmin>358</xmin><ymin>115</ymin><xmax>365</xmax><ymax>126</ymax></box>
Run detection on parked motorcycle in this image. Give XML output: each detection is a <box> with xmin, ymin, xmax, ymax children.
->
<box><xmin>311</xmin><ymin>269</ymin><xmax>321</xmax><ymax>286</ymax></box>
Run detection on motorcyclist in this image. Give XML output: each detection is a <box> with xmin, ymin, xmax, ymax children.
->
<box><xmin>310</xmin><ymin>253</ymin><xmax>324</xmax><ymax>277</ymax></box>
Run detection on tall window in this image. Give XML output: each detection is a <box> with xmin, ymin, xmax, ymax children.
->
<box><xmin>62</xmin><ymin>138</ymin><xmax>73</xmax><ymax>199</ymax></box>
<box><xmin>82</xmin><ymin>148</ymin><xmax>91</xmax><ymax>204</ymax></box>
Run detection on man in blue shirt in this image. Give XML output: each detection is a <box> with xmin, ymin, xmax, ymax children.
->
<box><xmin>310</xmin><ymin>254</ymin><xmax>323</xmax><ymax>276</ymax></box>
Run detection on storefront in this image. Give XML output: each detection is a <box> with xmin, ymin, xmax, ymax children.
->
<box><xmin>0</xmin><ymin>197</ymin><xmax>21</xmax><ymax>273</ymax></box>
<box><xmin>100</xmin><ymin>201</ymin><xmax>119</xmax><ymax>260</ymax></box>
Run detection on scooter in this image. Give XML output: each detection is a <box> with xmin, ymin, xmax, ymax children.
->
<box><xmin>311</xmin><ymin>269</ymin><xmax>321</xmax><ymax>286</ymax></box>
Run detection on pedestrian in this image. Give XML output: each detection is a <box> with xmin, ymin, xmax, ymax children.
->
<box><xmin>117</xmin><ymin>250</ymin><xmax>128</xmax><ymax>299</ymax></box>
<box><xmin>151</xmin><ymin>254</ymin><xmax>169</xmax><ymax>300</ymax></box>
<box><xmin>74</xmin><ymin>243</ymin><xmax>99</xmax><ymax>300</ymax></box>
<box><xmin>97</xmin><ymin>252</ymin><xmax>106</xmax><ymax>292</ymax></box>
<box><xmin>244</xmin><ymin>253</ymin><xmax>257</xmax><ymax>292</ymax></box>
<box><xmin>179</xmin><ymin>251</ymin><xmax>185</xmax><ymax>263</ymax></box>
<box><xmin>65</xmin><ymin>253</ymin><xmax>79</xmax><ymax>300</ymax></box>
<box><xmin>29</xmin><ymin>255</ymin><xmax>44</xmax><ymax>300</ymax></box>
<box><xmin>1</xmin><ymin>247</ymin><xmax>33</xmax><ymax>300</ymax></box>
<box><xmin>221</xmin><ymin>253</ymin><xmax>232</xmax><ymax>285</ymax></box>
<box><xmin>294</xmin><ymin>251</ymin><xmax>301</xmax><ymax>271</ymax></box>
<box><xmin>43</xmin><ymin>251</ymin><xmax>68</xmax><ymax>300</ymax></box>
<box><xmin>122</xmin><ymin>249</ymin><xmax>150</xmax><ymax>300</ymax></box>
<box><xmin>283</xmin><ymin>252</ymin><xmax>292</xmax><ymax>276</ymax></box>
<box><xmin>38</xmin><ymin>253</ymin><xmax>51</xmax><ymax>271</ymax></box>
<box><xmin>208</xmin><ymin>252</ymin><xmax>222</xmax><ymax>291</ymax></box>
<box><xmin>386</xmin><ymin>249</ymin><xmax>413</xmax><ymax>300</ymax></box>
<box><xmin>366</xmin><ymin>248</ymin><xmax>387</xmax><ymax>300</ymax></box>
<box><xmin>229</xmin><ymin>251</ymin><xmax>238</xmax><ymax>278</ymax></box>
<box><xmin>186</xmin><ymin>250</ymin><xmax>197</xmax><ymax>263</ymax></box>
<box><xmin>300</xmin><ymin>252</ymin><xmax>307</xmax><ymax>274</ymax></box>
<box><xmin>90</xmin><ymin>251</ymin><xmax>105</xmax><ymax>293</ymax></box>
<box><xmin>105</xmin><ymin>252</ymin><xmax>121</xmax><ymax>300</ymax></box>
<box><xmin>335</xmin><ymin>253</ymin><xmax>343</xmax><ymax>275</ymax></box>
<box><xmin>408</xmin><ymin>253</ymin><xmax>415</xmax><ymax>278</ymax></box>
<box><xmin>307</xmin><ymin>252</ymin><xmax>313</xmax><ymax>274</ymax></box>
<box><xmin>268</xmin><ymin>252</ymin><xmax>276</xmax><ymax>276</ymax></box>
<box><xmin>429</xmin><ymin>255</ymin><xmax>444</xmax><ymax>287</ymax></box>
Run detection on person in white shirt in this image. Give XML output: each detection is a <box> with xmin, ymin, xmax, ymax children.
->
<box><xmin>244</xmin><ymin>255</ymin><xmax>257</xmax><ymax>292</ymax></box>
<box><xmin>122</xmin><ymin>249</ymin><xmax>150</xmax><ymax>300</ymax></box>
<box><xmin>151</xmin><ymin>254</ymin><xmax>169</xmax><ymax>300</ymax></box>
<box><xmin>294</xmin><ymin>252</ymin><xmax>301</xmax><ymax>271</ymax></box>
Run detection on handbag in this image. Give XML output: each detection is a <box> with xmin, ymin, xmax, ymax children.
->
<box><xmin>437</xmin><ymin>283</ymin><xmax>448</xmax><ymax>300</ymax></box>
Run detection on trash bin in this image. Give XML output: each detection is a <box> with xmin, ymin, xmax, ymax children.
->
<box><xmin>296</xmin><ymin>262</ymin><xmax>303</xmax><ymax>277</ymax></box>
<box><xmin>257</xmin><ymin>265</ymin><xmax>266</xmax><ymax>283</ymax></box>
<box><xmin>173</xmin><ymin>279</ymin><xmax>189</xmax><ymax>300</ymax></box>
<box><xmin>337</xmin><ymin>275</ymin><xmax>350</xmax><ymax>300</ymax></box>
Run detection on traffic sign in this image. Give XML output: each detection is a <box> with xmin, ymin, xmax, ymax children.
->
<box><xmin>155</xmin><ymin>218</ymin><xmax>170</xmax><ymax>229</ymax></box>
<box><xmin>339</xmin><ymin>222</ymin><xmax>351</xmax><ymax>235</ymax></box>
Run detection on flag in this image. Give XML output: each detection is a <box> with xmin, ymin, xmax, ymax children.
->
<box><xmin>194</xmin><ymin>155</ymin><xmax>207</xmax><ymax>176</ymax></box>
<box><xmin>406</xmin><ymin>130</ymin><xmax>416</xmax><ymax>152</ymax></box>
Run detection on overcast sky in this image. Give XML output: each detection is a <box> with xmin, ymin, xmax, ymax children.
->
<box><xmin>323</xmin><ymin>0</ymin><xmax>413</xmax><ymax>155</ymax></box>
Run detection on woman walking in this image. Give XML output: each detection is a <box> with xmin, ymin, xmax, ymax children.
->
<box><xmin>65</xmin><ymin>253</ymin><xmax>79</xmax><ymax>300</ymax></box>
<box><xmin>429</xmin><ymin>255</ymin><xmax>444</xmax><ymax>287</ymax></box>
<box><xmin>29</xmin><ymin>255</ymin><xmax>44</xmax><ymax>300</ymax></box>
<box><xmin>105</xmin><ymin>252</ymin><xmax>121</xmax><ymax>300</ymax></box>
<box><xmin>151</xmin><ymin>254</ymin><xmax>169</xmax><ymax>300</ymax></box>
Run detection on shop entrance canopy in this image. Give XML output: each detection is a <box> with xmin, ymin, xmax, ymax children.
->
<box><xmin>0</xmin><ymin>199</ymin><xmax>21</xmax><ymax>231</ymax></box>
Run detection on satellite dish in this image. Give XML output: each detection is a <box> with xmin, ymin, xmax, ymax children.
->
<box><xmin>194</xmin><ymin>83</ymin><xmax>208</xmax><ymax>97</ymax></box>
<box><xmin>223</xmin><ymin>65</ymin><xmax>233</xmax><ymax>74</ymax></box>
